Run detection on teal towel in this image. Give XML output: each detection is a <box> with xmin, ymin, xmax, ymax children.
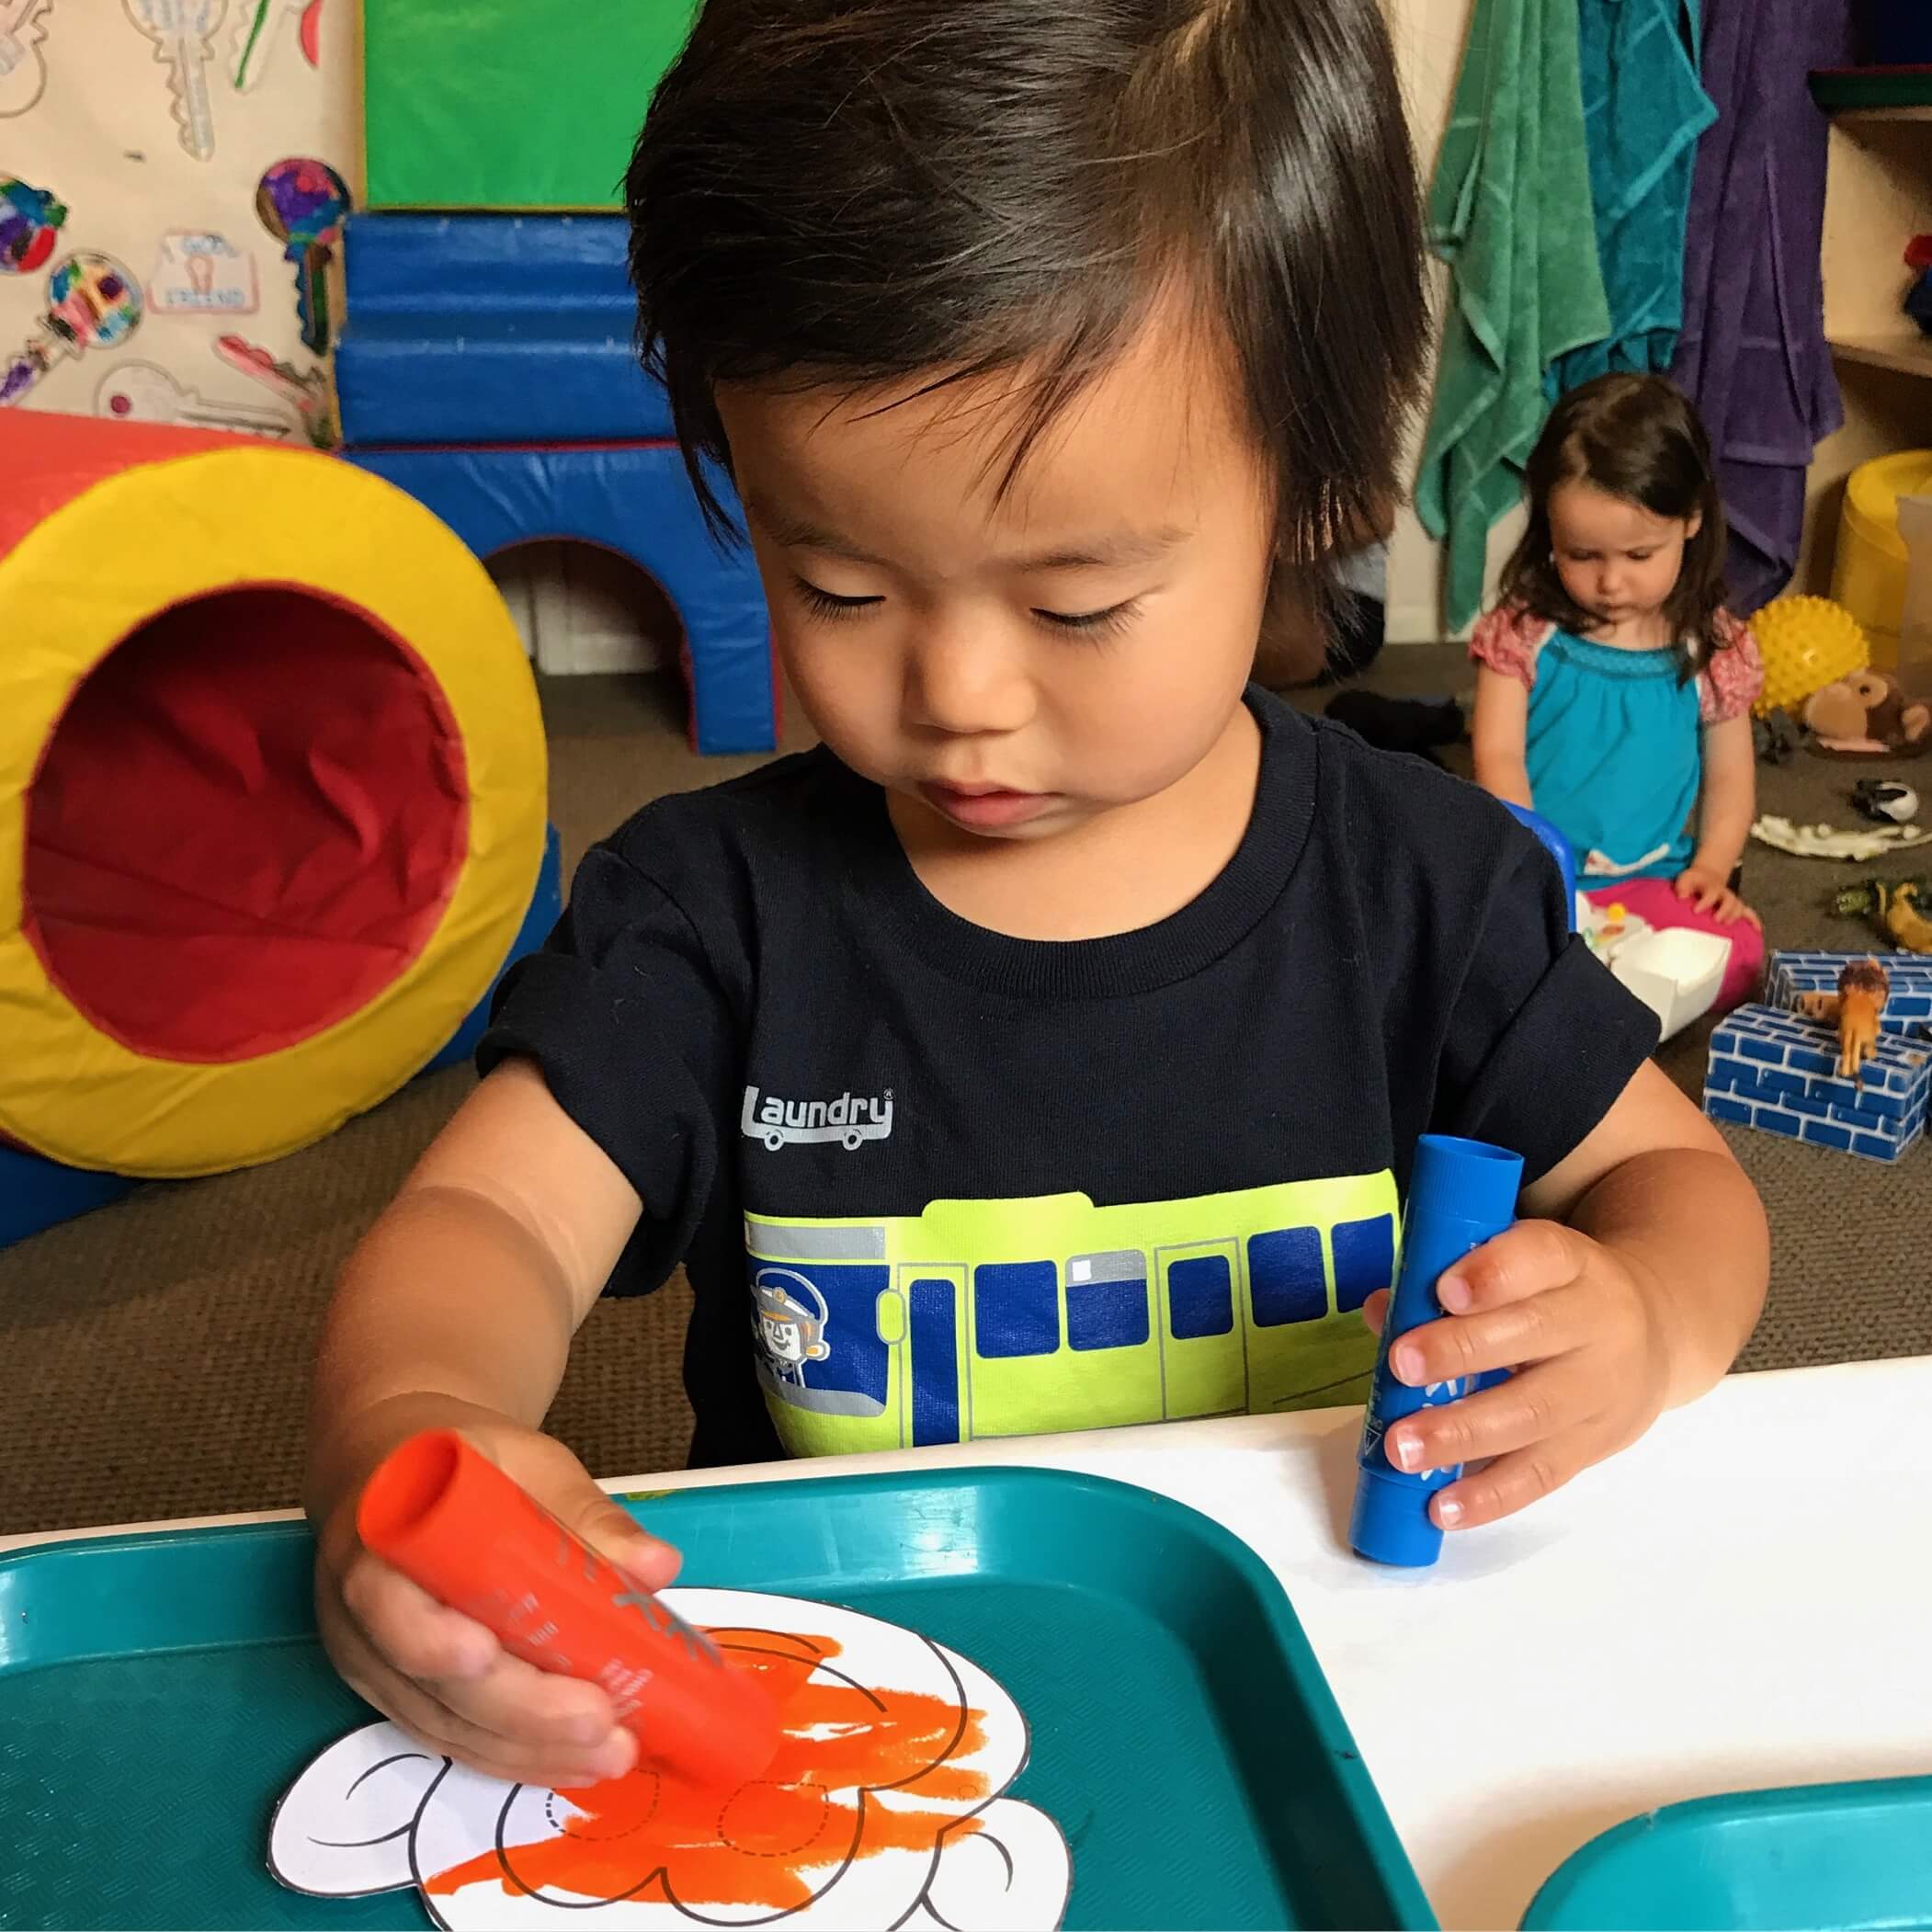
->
<box><xmin>1554</xmin><ymin>0</ymin><xmax>1716</xmax><ymax>390</ymax></box>
<box><xmin>1414</xmin><ymin>0</ymin><xmax>1610</xmax><ymax>631</ymax></box>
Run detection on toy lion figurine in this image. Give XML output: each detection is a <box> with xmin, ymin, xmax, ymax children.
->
<box><xmin>1799</xmin><ymin>959</ymin><xmax>1892</xmax><ymax>1080</ymax></box>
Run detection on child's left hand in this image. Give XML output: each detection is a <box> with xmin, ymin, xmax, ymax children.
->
<box><xmin>1360</xmin><ymin>1222</ymin><xmax>1672</xmax><ymax>1531</ymax></box>
<box><xmin>1674</xmin><ymin>862</ymin><xmax>1759</xmax><ymax>926</ymax></box>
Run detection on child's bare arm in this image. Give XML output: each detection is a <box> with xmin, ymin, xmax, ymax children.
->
<box><xmin>1470</xmin><ymin>666</ymin><xmax>1534</xmax><ymax>809</ymax></box>
<box><xmin>1367</xmin><ymin>1063</ymin><xmax>1767</xmax><ymax>1530</ymax></box>
<box><xmin>1677</xmin><ymin>713</ymin><xmax>1757</xmax><ymax>920</ymax></box>
<box><xmin>307</xmin><ymin>1059</ymin><xmax>676</xmax><ymax>1787</ymax></box>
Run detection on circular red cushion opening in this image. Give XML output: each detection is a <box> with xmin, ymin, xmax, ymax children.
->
<box><xmin>23</xmin><ymin>585</ymin><xmax>469</xmax><ymax>1063</ymax></box>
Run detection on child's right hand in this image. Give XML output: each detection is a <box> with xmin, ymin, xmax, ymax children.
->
<box><xmin>313</xmin><ymin>1422</ymin><xmax>682</xmax><ymax>1788</ymax></box>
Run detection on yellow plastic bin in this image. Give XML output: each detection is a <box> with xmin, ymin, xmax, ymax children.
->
<box><xmin>1832</xmin><ymin>449</ymin><xmax>1932</xmax><ymax>669</ymax></box>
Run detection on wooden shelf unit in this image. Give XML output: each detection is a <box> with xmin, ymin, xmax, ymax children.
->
<box><xmin>1799</xmin><ymin>111</ymin><xmax>1932</xmax><ymax>594</ymax></box>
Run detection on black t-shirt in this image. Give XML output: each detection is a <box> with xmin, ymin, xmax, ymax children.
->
<box><xmin>481</xmin><ymin>687</ymin><xmax>1658</xmax><ymax>1469</ymax></box>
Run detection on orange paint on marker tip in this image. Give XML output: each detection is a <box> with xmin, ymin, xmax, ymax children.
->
<box><xmin>356</xmin><ymin>1428</ymin><xmax>780</xmax><ymax>1789</ymax></box>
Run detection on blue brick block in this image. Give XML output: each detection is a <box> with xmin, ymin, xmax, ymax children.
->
<box><xmin>1768</xmin><ymin>951</ymin><xmax>1932</xmax><ymax>1036</ymax></box>
<box><xmin>1710</xmin><ymin>1000</ymin><xmax>1932</xmax><ymax>1157</ymax></box>
<box><xmin>1703</xmin><ymin>1094</ymin><xmax>1755</xmax><ymax>1126</ymax></box>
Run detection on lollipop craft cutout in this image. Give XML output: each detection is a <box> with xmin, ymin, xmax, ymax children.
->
<box><xmin>271</xmin><ymin>1589</ymin><xmax>1071</xmax><ymax>1931</ymax></box>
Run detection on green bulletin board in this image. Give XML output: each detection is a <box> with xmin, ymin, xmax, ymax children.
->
<box><xmin>362</xmin><ymin>1</ymin><xmax>701</xmax><ymax>211</ymax></box>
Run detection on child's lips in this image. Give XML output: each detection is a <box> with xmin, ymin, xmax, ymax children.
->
<box><xmin>918</xmin><ymin>780</ymin><xmax>1051</xmax><ymax>829</ymax></box>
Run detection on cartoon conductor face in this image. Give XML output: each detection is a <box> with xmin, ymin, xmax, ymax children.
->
<box><xmin>753</xmin><ymin>1270</ymin><xmax>830</xmax><ymax>1378</ymax></box>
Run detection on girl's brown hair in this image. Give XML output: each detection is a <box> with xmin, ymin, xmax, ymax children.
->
<box><xmin>625</xmin><ymin>0</ymin><xmax>1427</xmax><ymax>679</ymax></box>
<box><xmin>1500</xmin><ymin>372</ymin><xmax>1732</xmax><ymax>677</ymax></box>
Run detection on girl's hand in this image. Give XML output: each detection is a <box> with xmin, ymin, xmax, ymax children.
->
<box><xmin>1673</xmin><ymin>863</ymin><xmax>1760</xmax><ymax>926</ymax></box>
<box><xmin>1359</xmin><ymin>1222</ymin><xmax>1672</xmax><ymax>1531</ymax></box>
<box><xmin>314</xmin><ymin>1423</ymin><xmax>682</xmax><ymax>1788</ymax></box>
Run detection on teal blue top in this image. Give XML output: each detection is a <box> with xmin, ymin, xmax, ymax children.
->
<box><xmin>1522</xmin><ymin>630</ymin><xmax>1701</xmax><ymax>880</ymax></box>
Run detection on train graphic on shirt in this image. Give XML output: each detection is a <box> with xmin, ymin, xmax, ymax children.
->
<box><xmin>745</xmin><ymin>1173</ymin><xmax>1399</xmax><ymax>1457</ymax></box>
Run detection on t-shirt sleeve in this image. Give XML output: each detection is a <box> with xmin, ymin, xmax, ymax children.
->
<box><xmin>1699</xmin><ymin>613</ymin><xmax>1766</xmax><ymax>724</ymax></box>
<box><xmin>1468</xmin><ymin>604</ymin><xmax>1551</xmax><ymax>688</ymax></box>
<box><xmin>477</xmin><ymin>841</ymin><xmax>742</xmax><ymax>1296</ymax></box>
<box><xmin>1431</xmin><ymin>843</ymin><xmax>1661</xmax><ymax>1182</ymax></box>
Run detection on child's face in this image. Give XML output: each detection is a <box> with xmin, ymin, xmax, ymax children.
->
<box><xmin>1548</xmin><ymin>480</ymin><xmax>1699</xmax><ymax>632</ymax></box>
<box><xmin>717</xmin><ymin>313</ymin><xmax>1275</xmax><ymax>840</ymax></box>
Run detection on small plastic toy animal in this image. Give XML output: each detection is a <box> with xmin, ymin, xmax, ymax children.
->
<box><xmin>1834</xmin><ymin>880</ymin><xmax>1932</xmax><ymax>957</ymax></box>
<box><xmin>1799</xmin><ymin>959</ymin><xmax>1892</xmax><ymax>1080</ymax></box>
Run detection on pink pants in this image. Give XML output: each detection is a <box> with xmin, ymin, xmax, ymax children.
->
<box><xmin>1583</xmin><ymin>878</ymin><xmax>1765</xmax><ymax>1015</ymax></box>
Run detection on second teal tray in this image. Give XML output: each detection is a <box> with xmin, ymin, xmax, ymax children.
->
<box><xmin>1524</xmin><ymin>1775</ymin><xmax>1932</xmax><ymax>1930</ymax></box>
<box><xmin>0</xmin><ymin>1465</ymin><xmax>1433</xmax><ymax>1930</ymax></box>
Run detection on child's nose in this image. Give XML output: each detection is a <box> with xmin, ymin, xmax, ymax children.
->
<box><xmin>906</xmin><ymin>622</ymin><xmax>1032</xmax><ymax>736</ymax></box>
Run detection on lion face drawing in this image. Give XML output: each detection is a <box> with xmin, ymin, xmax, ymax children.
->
<box><xmin>270</xmin><ymin>1589</ymin><xmax>1070</xmax><ymax>1930</ymax></box>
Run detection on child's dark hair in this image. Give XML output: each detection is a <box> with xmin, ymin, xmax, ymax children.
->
<box><xmin>625</xmin><ymin>0</ymin><xmax>1426</xmax><ymax>659</ymax></box>
<box><xmin>1500</xmin><ymin>373</ymin><xmax>1732</xmax><ymax>677</ymax></box>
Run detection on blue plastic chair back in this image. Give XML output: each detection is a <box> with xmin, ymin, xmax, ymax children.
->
<box><xmin>1502</xmin><ymin>801</ymin><xmax>1577</xmax><ymax>929</ymax></box>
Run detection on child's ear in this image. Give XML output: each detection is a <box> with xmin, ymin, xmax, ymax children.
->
<box><xmin>1683</xmin><ymin>509</ymin><xmax>1704</xmax><ymax>541</ymax></box>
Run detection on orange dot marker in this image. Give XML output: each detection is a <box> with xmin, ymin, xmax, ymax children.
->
<box><xmin>357</xmin><ymin>1429</ymin><xmax>780</xmax><ymax>1788</ymax></box>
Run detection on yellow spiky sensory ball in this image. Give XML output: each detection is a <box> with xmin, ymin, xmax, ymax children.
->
<box><xmin>1747</xmin><ymin>597</ymin><xmax>1870</xmax><ymax>718</ymax></box>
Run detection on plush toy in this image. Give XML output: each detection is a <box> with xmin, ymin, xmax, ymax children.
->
<box><xmin>1802</xmin><ymin>668</ymin><xmax>1932</xmax><ymax>758</ymax></box>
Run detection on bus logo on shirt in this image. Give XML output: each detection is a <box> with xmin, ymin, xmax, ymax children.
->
<box><xmin>742</xmin><ymin>1084</ymin><xmax>895</xmax><ymax>1153</ymax></box>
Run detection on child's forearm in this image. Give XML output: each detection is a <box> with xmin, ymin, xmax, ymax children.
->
<box><xmin>1473</xmin><ymin>753</ymin><xmax>1534</xmax><ymax>811</ymax></box>
<box><xmin>1692</xmin><ymin>717</ymin><xmax>1756</xmax><ymax>876</ymax></box>
<box><xmin>1567</xmin><ymin>1148</ymin><xmax>1767</xmax><ymax>1408</ymax></box>
<box><xmin>304</xmin><ymin>1185</ymin><xmax>582</xmax><ymax>1524</ymax></box>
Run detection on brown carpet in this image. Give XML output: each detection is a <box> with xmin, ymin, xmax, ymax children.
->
<box><xmin>3</xmin><ymin>653</ymin><xmax>1926</xmax><ymax>1539</ymax></box>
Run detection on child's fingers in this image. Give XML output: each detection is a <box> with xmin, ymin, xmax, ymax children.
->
<box><xmin>1358</xmin><ymin>1287</ymin><xmax>1391</xmax><ymax>1334</ymax></box>
<box><xmin>1429</xmin><ymin>1425</ymin><xmax>1599</xmax><ymax>1530</ymax></box>
<box><xmin>338</xmin><ymin>1554</ymin><xmax>499</xmax><ymax>1682</ymax></box>
<box><xmin>1433</xmin><ymin>1220</ymin><xmax>1588</xmax><ymax>1316</ymax></box>
<box><xmin>327</xmin><ymin>1588</ymin><xmax>637</xmax><ymax>1785</ymax></box>
<box><xmin>1387</xmin><ymin>1281</ymin><xmax>1597</xmax><ymax>1390</ymax></box>
<box><xmin>1382</xmin><ymin>1358</ymin><xmax>1600</xmax><ymax>1476</ymax></box>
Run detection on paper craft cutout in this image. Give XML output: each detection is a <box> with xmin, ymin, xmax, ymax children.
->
<box><xmin>271</xmin><ymin>1589</ymin><xmax>1071</xmax><ymax>1930</ymax></box>
<box><xmin>1752</xmin><ymin>814</ymin><xmax>1932</xmax><ymax>861</ymax></box>
<box><xmin>0</xmin><ymin>0</ymin><xmax>56</xmax><ymax>117</ymax></box>
<box><xmin>123</xmin><ymin>0</ymin><xmax>226</xmax><ymax>163</ymax></box>
<box><xmin>97</xmin><ymin>359</ymin><xmax>293</xmax><ymax>437</ymax></box>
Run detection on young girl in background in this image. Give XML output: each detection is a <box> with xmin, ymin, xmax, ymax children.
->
<box><xmin>1471</xmin><ymin>375</ymin><xmax>1765</xmax><ymax>1008</ymax></box>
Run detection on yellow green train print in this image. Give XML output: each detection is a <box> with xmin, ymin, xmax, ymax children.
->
<box><xmin>746</xmin><ymin>1173</ymin><xmax>1398</xmax><ymax>1457</ymax></box>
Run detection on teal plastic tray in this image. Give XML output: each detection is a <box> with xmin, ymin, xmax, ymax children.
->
<box><xmin>0</xmin><ymin>1466</ymin><xmax>1433</xmax><ymax>1930</ymax></box>
<box><xmin>1523</xmin><ymin>1775</ymin><xmax>1932</xmax><ymax>1930</ymax></box>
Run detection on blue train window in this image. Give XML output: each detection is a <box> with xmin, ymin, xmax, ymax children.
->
<box><xmin>973</xmin><ymin>1260</ymin><xmax>1060</xmax><ymax>1358</ymax></box>
<box><xmin>1331</xmin><ymin>1214</ymin><xmax>1395</xmax><ymax>1313</ymax></box>
<box><xmin>1247</xmin><ymin>1226</ymin><xmax>1325</xmax><ymax>1326</ymax></box>
<box><xmin>1167</xmin><ymin>1254</ymin><xmax>1233</xmax><ymax>1338</ymax></box>
<box><xmin>1066</xmin><ymin>1277</ymin><xmax>1150</xmax><ymax>1351</ymax></box>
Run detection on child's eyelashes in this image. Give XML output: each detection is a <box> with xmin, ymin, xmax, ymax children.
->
<box><xmin>1032</xmin><ymin>599</ymin><xmax>1139</xmax><ymax>641</ymax></box>
<box><xmin>793</xmin><ymin>578</ymin><xmax>883</xmax><ymax>621</ymax></box>
<box><xmin>790</xmin><ymin>577</ymin><xmax>1140</xmax><ymax>642</ymax></box>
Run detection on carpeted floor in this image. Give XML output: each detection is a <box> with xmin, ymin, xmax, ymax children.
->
<box><xmin>3</xmin><ymin>651</ymin><xmax>1927</xmax><ymax>1539</ymax></box>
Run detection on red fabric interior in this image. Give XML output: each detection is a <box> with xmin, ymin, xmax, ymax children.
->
<box><xmin>23</xmin><ymin>586</ymin><xmax>469</xmax><ymax>1063</ymax></box>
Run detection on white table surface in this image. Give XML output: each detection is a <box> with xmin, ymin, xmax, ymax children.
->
<box><xmin>8</xmin><ymin>1358</ymin><xmax>1931</xmax><ymax>1928</ymax></box>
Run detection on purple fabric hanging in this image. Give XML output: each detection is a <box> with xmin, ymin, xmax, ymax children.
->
<box><xmin>1670</xmin><ymin>0</ymin><xmax>1853</xmax><ymax>613</ymax></box>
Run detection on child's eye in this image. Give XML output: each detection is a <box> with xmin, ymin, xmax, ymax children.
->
<box><xmin>1627</xmin><ymin>550</ymin><xmax>1655</xmax><ymax>563</ymax></box>
<box><xmin>794</xmin><ymin>578</ymin><xmax>883</xmax><ymax>620</ymax></box>
<box><xmin>1032</xmin><ymin>598</ymin><xmax>1139</xmax><ymax>640</ymax></box>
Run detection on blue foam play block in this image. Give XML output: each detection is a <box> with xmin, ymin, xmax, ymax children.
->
<box><xmin>0</xmin><ymin>827</ymin><xmax>565</xmax><ymax>1252</ymax></box>
<box><xmin>1704</xmin><ymin>1002</ymin><xmax>1931</xmax><ymax>1162</ymax></box>
<box><xmin>347</xmin><ymin>442</ymin><xmax>777</xmax><ymax>755</ymax></box>
<box><xmin>335</xmin><ymin>213</ymin><xmax>673</xmax><ymax>447</ymax></box>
